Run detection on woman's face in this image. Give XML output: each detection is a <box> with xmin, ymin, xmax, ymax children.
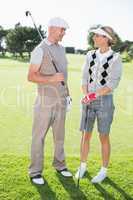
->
<box><xmin>93</xmin><ymin>33</ymin><xmax>109</xmax><ymax>48</ymax></box>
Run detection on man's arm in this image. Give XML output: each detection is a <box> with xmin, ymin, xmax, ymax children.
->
<box><xmin>27</xmin><ymin>64</ymin><xmax>64</xmax><ymax>84</ymax></box>
<box><xmin>28</xmin><ymin>45</ymin><xmax>64</xmax><ymax>84</ymax></box>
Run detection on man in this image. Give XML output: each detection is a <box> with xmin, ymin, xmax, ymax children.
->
<box><xmin>28</xmin><ymin>17</ymin><xmax>72</xmax><ymax>185</ymax></box>
<box><xmin>75</xmin><ymin>26</ymin><xmax>122</xmax><ymax>183</ymax></box>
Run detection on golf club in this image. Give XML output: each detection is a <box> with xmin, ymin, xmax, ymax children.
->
<box><xmin>77</xmin><ymin>102</ymin><xmax>89</xmax><ymax>188</ymax></box>
<box><xmin>77</xmin><ymin>130</ymin><xmax>86</xmax><ymax>188</ymax></box>
<box><xmin>25</xmin><ymin>11</ymin><xmax>43</xmax><ymax>40</ymax></box>
<box><xmin>25</xmin><ymin>10</ymin><xmax>64</xmax><ymax>85</ymax></box>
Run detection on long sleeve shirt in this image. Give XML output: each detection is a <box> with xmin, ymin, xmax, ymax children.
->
<box><xmin>82</xmin><ymin>48</ymin><xmax>122</xmax><ymax>93</ymax></box>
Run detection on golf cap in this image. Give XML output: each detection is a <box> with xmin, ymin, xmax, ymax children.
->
<box><xmin>48</xmin><ymin>17</ymin><xmax>69</xmax><ymax>29</ymax></box>
<box><xmin>89</xmin><ymin>27</ymin><xmax>113</xmax><ymax>40</ymax></box>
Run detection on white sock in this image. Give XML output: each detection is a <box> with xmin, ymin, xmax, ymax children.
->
<box><xmin>80</xmin><ymin>162</ymin><xmax>87</xmax><ymax>168</ymax></box>
<box><xmin>100</xmin><ymin>166</ymin><xmax>107</xmax><ymax>173</ymax></box>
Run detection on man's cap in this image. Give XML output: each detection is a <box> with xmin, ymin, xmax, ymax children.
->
<box><xmin>48</xmin><ymin>17</ymin><xmax>69</xmax><ymax>29</ymax></box>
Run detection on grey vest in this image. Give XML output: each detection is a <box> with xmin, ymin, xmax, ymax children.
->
<box><xmin>38</xmin><ymin>42</ymin><xmax>68</xmax><ymax>98</ymax></box>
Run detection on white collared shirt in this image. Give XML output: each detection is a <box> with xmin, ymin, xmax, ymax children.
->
<box><xmin>44</xmin><ymin>38</ymin><xmax>53</xmax><ymax>46</ymax></box>
<box><xmin>96</xmin><ymin>47</ymin><xmax>113</xmax><ymax>62</ymax></box>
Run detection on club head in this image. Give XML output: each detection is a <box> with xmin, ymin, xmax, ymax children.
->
<box><xmin>25</xmin><ymin>11</ymin><xmax>31</xmax><ymax>17</ymax></box>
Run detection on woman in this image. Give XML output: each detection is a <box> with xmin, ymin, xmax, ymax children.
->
<box><xmin>75</xmin><ymin>26</ymin><xmax>122</xmax><ymax>183</ymax></box>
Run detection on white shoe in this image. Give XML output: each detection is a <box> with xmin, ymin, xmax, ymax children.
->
<box><xmin>75</xmin><ymin>166</ymin><xmax>86</xmax><ymax>179</ymax></box>
<box><xmin>57</xmin><ymin>168</ymin><xmax>73</xmax><ymax>177</ymax></box>
<box><xmin>31</xmin><ymin>175</ymin><xmax>45</xmax><ymax>185</ymax></box>
<box><xmin>91</xmin><ymin>170</ymin><xmax>107</xmax><ymax>183</ymax></box>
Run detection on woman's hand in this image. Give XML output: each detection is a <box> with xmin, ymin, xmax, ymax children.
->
<box><xmin>81</xmin><ymin>93</ymin><xmax>97</xmax><ymax>104</ymax></box>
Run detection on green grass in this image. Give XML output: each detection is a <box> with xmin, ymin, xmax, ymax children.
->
<box><xmin>0</xmin><ymin>155</ymin><xmax>133</xmax><ymax>200</ymax></box>
<box><xmin>0</xmin><ymin>55</ymin><xmax>133</xmax><ymax>199</ymax></box>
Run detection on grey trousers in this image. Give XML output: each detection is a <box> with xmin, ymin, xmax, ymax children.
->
<box><xmin>29</xmin><ymin>95</ymin><xmax>67</xmax><ymax>177</ymax></box>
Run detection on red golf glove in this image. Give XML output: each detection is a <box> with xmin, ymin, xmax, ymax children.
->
<box><xmin>81</xmin><ymin>93</ymin><xmax>97</xmax><ymax>104</ymax></box>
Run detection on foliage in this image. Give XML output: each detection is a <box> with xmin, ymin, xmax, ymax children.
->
<box><xmin>0</xmin><ymin>26</ymin><xmax>7</xmax><ymax>56</ymax></box>
<box><xmin>6</xmin><ymin>23</ymin><xmax>46</xmax><ymax>58</ymax></box>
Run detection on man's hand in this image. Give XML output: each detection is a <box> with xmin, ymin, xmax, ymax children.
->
<box><xmin>51</xmin><ymin>73</ymin><xmax>65</xmax><ymax>83</ymax></box>
<box><xmin>81</xmin><ymin>93</ymin><xmax>97</xmax><ymax>104</ymax></box>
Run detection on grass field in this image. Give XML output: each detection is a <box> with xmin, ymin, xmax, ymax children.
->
<box><xmin>0</xmin><ymin>55</ymin><xmax>133</xmax><ymax>200</ymax></box>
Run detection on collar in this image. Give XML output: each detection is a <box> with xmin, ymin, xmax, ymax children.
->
<box><xmin>96</xmin><ymin>47</ymin><xmax>113</xmax><ymax>59</ymax></box>
<box><xmin>44</xmin><ymin>38</ymin><xmax>53</xmax><ymax>46</ymax></box>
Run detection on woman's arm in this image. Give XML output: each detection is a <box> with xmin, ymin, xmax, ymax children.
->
<box><xmin>96</xmin><ymin>86</ymin><xmax>112</xmax><ymax>97</ymax></box>
<box><xmin>82</xmin><ymin>85</ymin><xmax>88</xmax><ymax>95</ymax></box>
<box><xmin>81</xmin><ymin>53</ymin><xmax>90</xmax><ymax>94</ymax></box>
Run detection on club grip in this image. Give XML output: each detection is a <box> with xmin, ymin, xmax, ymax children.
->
<box><xmin>61</xmin><ymin>81</ymin><xmax>65</xmax><ymax>86</ymax></box>
<box><xmin>52</xmin><ymin>61</ymin><xmax>65</xmax><ymax>86</ymax></box>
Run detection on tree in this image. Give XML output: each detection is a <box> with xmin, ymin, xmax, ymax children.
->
<box><xmin>0</xmin><ymin>26</ymin><xmax>7</xmax><ymax>56</ymax></box>
<box><xmin>24</xmin><ymin>25</ymin><xmax>46</xmax><ymax>57</ymax></box>
<box><xmin>6</xmin><ymin>23</ymin><xmax>46</xmax><ymax>58</ymax></box>
<box><xmin>128</xmin><ymin>44</ymin><xmax>133</xmax><ymax>59</ymax></box>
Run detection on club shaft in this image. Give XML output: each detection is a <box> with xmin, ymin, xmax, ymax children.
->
<box><xmin>77</xmin><ymin>129</ymin><xmax>86</xmax><ymax>188</ymax></box>
<box><xmin>29</xmin><ymin>13</ymin><xmax>43</xmax><ymax>41</ymax></box>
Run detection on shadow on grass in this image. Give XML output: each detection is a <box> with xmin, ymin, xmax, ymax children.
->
<box><xmin>85</xmin><ymin>172</ymin><xmax>115</xmax><ymax>200</ymax></box>
<box><xmin>31</xmin><ymin>179</ymin><xmax>57</xmax><ymax>200</ymax></box>
<box><xmin>56</xmin><ymin>172</ymin><xmax>87</xmax><ymax>200</ymax></box>
<box><xmin>104</xmin><ymin>177</ymin><xmax>133</xmax><ymax>200</ymax></box>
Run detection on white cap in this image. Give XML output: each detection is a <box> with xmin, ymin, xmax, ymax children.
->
<box><xmin>89</xmin><ymin>27</ymin><xmax>113</xmax><ymax>40</ymax></box>
<box><xmin>48</xmin><ymin>17</ymin><xmax>69</xmax><ymax>29</ymax></box>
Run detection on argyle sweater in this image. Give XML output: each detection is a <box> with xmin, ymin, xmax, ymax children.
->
<box><xmin>82</xmin><ymin>49</ymin><xmax>122</xmax><ymax>93</ymax></box>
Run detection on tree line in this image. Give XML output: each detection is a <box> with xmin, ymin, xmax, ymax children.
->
<box><xmin>0</xmin><ymin>23</ymin><xmax>45</xmax><ymax>58</ymax></box>
<box><xmin>0</xmin><ymin>23</ymin><xmax>133</xmax><ymax>61</ymax></box>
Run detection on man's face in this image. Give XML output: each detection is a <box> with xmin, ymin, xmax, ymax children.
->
<box><xmin>49</xmin><ymin>27</ymin><xmax>66</xmax><ymax>42</ymax></box>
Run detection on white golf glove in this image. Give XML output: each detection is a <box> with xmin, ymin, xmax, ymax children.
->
<box><xmin>66</xmin><ymin>96</ymin><xmax>72</xmax><ymax>112</ymax></box>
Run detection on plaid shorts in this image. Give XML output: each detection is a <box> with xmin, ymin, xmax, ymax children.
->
<box><xmin>80</xmin><ymin>95</ymin><xmax>115</xmax><ymax>134</ymax></box>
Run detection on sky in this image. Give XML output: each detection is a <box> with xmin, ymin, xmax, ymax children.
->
<box><xmin>0</xmin><ymin>0</ymin><xmax>133</xmax><ymax>49</ymax></box>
